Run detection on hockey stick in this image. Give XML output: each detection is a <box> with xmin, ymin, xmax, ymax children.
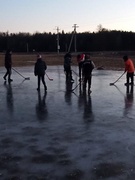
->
<box><xmin>110</xmin><ymin>72</ymin><xmax>125</xmax><ymax>86</ymax></box>
<box><xmin>45</xmin><ymin>73</ymin><xmax>53</xmax><ymax>81</ymax></box>
<box><xmin>70</xmin><ymin>82</ymin><xmax>81</xmax><ymax>91</ymax></box>
<box><xmin>12</xmin><ymin>68</ymin><xmax>30</xmax><ymax>80</ymax></box>
<box><xmin>72</xmin><ymin>70</ymin><xmax>79</xmax><ymax>77</ymax></box>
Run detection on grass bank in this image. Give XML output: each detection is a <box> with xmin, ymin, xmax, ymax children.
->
<box><xmin>0</xmin><ymin>52</ymin><xmax>135</xmax><ymax>70</ymax></box>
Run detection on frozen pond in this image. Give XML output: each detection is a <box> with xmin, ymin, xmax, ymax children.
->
<box><xmin>0</xmin><ymin>66</ymin><xmax>135</xmax><ymax>179</ymax></box>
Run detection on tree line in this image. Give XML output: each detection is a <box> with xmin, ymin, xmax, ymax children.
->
<box><xmin>0</xmin><ymin>29</ymin><xmax>135</xmax><ymax>53</ymax></box>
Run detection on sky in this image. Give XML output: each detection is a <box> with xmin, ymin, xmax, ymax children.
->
<box><xmin>0</xmin><ymin>0</ymin><xmax>135</xmax><ymax>34</ymax></box>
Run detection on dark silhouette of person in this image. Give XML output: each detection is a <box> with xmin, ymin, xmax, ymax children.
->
<box><xmin>3</xmin><ymin>49</ymin><xmax>13</xmax><ymax>83</ymax></box>
<box><xmin>34</xmin><ymin>54</ymin><xmax>47</xmax><ymax>92</ymax></box>
<box><xmin>76</xmin><ymin>53</ymin><xmax>85</xmax><ymax>81</ymax></box>
<box><xmin>82</xmin><ymin>53</ymin><xmax>95</xmax><ymax>94</ymax></box>
<box><xmin>64</xmin><ymin>53</ymin><xmax>74</xmax><ymax>82</ymax></box>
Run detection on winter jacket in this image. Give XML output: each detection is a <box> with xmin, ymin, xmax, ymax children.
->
<box><xmin>82</xmin><ymin>59</ymin><xmax>95</xmax><ymax>76</ymax></box>
<box><xmin>124</xmin><ymin>59</ymin><xmax>134</xmax><ymax>73</ymax></box>
<box><xmin>5</xmin><ymin>52</ymin><xmax>12</xmax><ymax>68</ymax></box>
<box><xmin>64</xmin><ymin>53</ymin><xmax>72</xmax><ymax>70</ymax></box>
<box><xmin>34</xmin><ymin>58</ymin><xmax>47</xmax><ymax>76</ymax></box>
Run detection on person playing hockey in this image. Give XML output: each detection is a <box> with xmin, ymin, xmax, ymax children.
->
<box><xmin>64</xmin><ymin>52</ymin><xmax>74</xmax><ymax>82</ymax></box>
<box><xmin>34</xmin><ymin>54</ymin><xmax>47</xmax><ymax>92</ymax></box>
<box><xmin>82</xmin><ymin>53</ymin><xmax>95</xmax><ymax>94</ymax></box>
<box><xmin>123</xmin><ymin>55</ymin><xmax>135</xmax><ymax>86</ymax></box>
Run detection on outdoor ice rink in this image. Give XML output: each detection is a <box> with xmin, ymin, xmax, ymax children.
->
<box><xmin>0</xmin><ymin>65</ymin><xmax>135</xmax><ymax>180</ymax></box>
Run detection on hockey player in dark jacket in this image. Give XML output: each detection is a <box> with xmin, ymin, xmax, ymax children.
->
<box><xmin>82</xmin><ymin>53</ymin><xmax>95</xmax><ymax>94</ymax></box>
<box><xmin>64</xmin><ymin>53</ymin><xmax>74</xmax><ymax>82</ymax></box>
<box><xmin>3</xmin><ymin>49</ymin><xmax>13</xmax><ymax>83</ymax></box>
<box><xmin>34</xmin><ymin>54</ymin><xmax>47</xmax><ymax>91</ymax></box>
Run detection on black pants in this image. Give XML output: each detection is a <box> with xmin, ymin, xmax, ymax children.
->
<box><xmin>37</xmin><ymin>75</ymin><xmax>47</xmax><ymax>90</ymax></box>
<box><xmin>4</xmin><ymin>66</ymin><xmax>11</xmax><ymax>80</ymax></box>
<box><xmin>126</xmin><ymin>72</ymin><xmax>134</xmax><ymax>84</ymax></box>
<box><xmin>64</xmin><ymin>66</ymin><xmax>72</xmax><ymax>80</ymax></box>
<box><xmin>83</xmin><ymin>75</ymin><xmax>92</xmax><ymax>90</ymax></box>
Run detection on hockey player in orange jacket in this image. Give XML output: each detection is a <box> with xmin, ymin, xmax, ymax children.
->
<box><xmin>123</xmin><ymin>55</ymin><xmax>135</xmax><ymax>85</ymax></box>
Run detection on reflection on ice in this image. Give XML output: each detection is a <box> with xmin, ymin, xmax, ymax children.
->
<box><xmin>124</xmin><ymin>85</ymin><xmax>134</xmax><ymax>116</ymax></box>
<box><xmin>4</xmin><ymin>81</ymin><xmax>14</xmax><ymax>114</ymax></box>
<box><xmin>36</xmin><ymin>91</ymin><xmax>48</xmax><ymax>120</ymax></box>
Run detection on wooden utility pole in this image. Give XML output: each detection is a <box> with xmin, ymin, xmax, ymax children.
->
<box><xmin>73</xmin><ymin>24</ymin><xmax>79</xmax><ymax>52</ymax></box>
<box><xmin>55</xmin><ymin>26</ymin><xmax>60</xmax><ymax>54</ymax></box>
<box><xmin>68</xmin><ymin>24</ymin><xmax>79</xmax><ymax>52</ymax></box>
